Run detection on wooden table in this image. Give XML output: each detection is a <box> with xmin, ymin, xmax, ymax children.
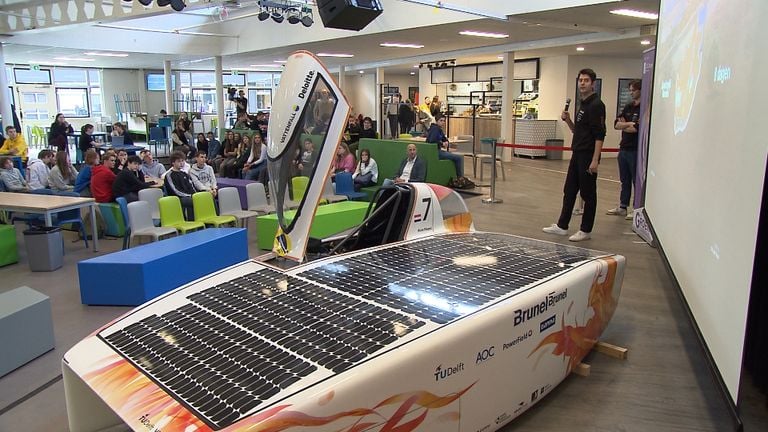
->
<box><xmin>0</xmin><ymin>192</ymin><xmax>99</xmax><ymax>251</ymax></box>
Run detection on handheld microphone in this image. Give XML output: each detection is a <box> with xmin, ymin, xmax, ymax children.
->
<box><xmin>564</xmin><ymin>98</ymin><xmax>572</xmax><ymax>111</ymax></box>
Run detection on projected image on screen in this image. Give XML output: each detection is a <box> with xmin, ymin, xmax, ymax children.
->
<box><xmin>647</xmin><ymin>0</ymin><xmax>768</xmax><ymax>402</ymax></box>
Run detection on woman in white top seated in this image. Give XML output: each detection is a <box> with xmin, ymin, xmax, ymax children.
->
<box><xmin>352</xmin><ymin>148</ymin><xmax>378</xmax><ymax>191</ymax></box>
<box><xmin>48</xmin><ymin>150</ymin><xmax>79</xmax><ymax>191</ymax></box>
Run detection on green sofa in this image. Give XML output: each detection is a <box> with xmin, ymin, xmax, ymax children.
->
<box><xmin>356</xmin><ymin>138</ymin><xmax>457</xmax><ymax>200</ymax></box>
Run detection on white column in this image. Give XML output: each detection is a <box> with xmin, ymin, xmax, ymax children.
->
<box><xmin>375</xmin><ymin>67</ymin><xmax>384</xmax><ymax>135</ymax></box>
<box><xmin>418</xmin><ymin>66</ymin><xmax>434</xmax><ymax>108</ymax></box>
<box><xmin>137</xmin><ymin>68</ymin><xmax>148</xmax><ymax>113</ymax></box>
<box><xmin>500</xmin><ymin>52</ymin><xmax>516</xmax><ymax>161</ymax></box>
<box><xmin>0</xmin><ymin>44</ymin><xmax>13</xmax><ymax>131</ymax></box>
<box><xmin>215</xmin><ymin>56</ymin><xmax>225</xmax><ymax>139</ymax></box>
<box><xmin>163</xmin><ymin>60</ymin><xmax>173</xmax><ymax>115</ymax></box>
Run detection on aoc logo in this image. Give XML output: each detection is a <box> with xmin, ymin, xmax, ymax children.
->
<box><xmin>434</xmin><ymin>362</ymin><xmax>464</xmax><ymax>382</ymax></box>
<box><xmin>513</xmin><ymin>289</ymin><xmax>568</xmax><ymax>326</ymax></box>
<box><xmin>475</xmin><ymin>346</ymin><xmax>495</xmax><ymax>364</ymax></box>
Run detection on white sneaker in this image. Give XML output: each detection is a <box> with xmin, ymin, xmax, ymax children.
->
<box><xmin>606</xmin><ymin>207</ymin><xmax>627</xmax><ymax>216</ymax></box>
<box><xmin>543</xmin><ymin>224</ymin><xmax>568</xmax><ymax>236</ymax></box>
<box><xmin>625</xmin><ymin>212</ymin><xmax>634</xmax><ymax>220</ymax></box>
<box><xmin>569</xmin><ymin>230</ymin><xmax>591</xmax><ymax>242</ymax></box>
<box><xmin>572</xmin><ymin>207</ymin><xmax>584</xmax><ymax>215</ymax></box>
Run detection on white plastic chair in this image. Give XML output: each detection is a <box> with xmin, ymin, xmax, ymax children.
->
<box><xmin>218</xmin><ymin>187</ymin><xmax>259</xmax><ymax>228</ymax></box>
<box><xmin>246</xmin><ymin>183</ymin><xmax>276</xmax><ymax>215</ymax></box>
<box><xmin>322</xmin><ymin>177</ymin><xmax>348</xmax><ymax>203</ymax></box>
<box><xmin>268</xmin><ymin>181</ymin><xmax>300</xmax><ymax>210</ymax></box>
<box><xmin>127</xmin><ymin>201</ymin><xmax>178</xmax><ymax>246</ymax></box>
<box><xmin>138</xmin><ymin>188</ymin><xmax>164</xmax><ymax>226</ymax></box>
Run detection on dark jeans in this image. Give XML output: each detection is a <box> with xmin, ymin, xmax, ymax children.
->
<box><xmin>618</xmin><ymin>148</ymin><xmax>637</xmax><ymax>208</ymax></box>
<box><xmin>388</xmin><ymin>114</ymin><xmax>399</xmax><ymax>138</ymax></box>
<box><xmin>557</xmin><ymin>151</ymin><xmax>598</xmax><ymax>233</ymax></box>
<box><xmin>399</xmin><ymin>119</ymin><xmax>413</xmax><ymax>135</ymax></box>
<box><xmin>439</xmin><ymin>150</ymin><xmax>464</xmax><ymax>178</ymax></box>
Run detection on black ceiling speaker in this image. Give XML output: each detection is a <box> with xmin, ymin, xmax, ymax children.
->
<box><xmin>316</xmin><ymin>0</ymin><xmax>383</xmax><ymax>31</ymax></box>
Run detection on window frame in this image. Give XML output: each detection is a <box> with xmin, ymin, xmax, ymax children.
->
<box><xmin>55</xmin><ymin>87</ymin><xmax>91</xmax><ymax>118</ymax></box>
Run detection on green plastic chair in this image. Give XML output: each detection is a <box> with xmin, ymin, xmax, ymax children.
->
<box><xmin>192</xmin><ymin>192</ymin><xmax>237</xmax><ymax>227</ymax></box>
<box><xmin>291</xmin><ymin>176</ymin><xmax>310</xmax><ymax>202</ymax></box>
<box><xmin>158</xmin><ymin>196</ymin><xmax>205</xmax><ymax>234</ymax></box>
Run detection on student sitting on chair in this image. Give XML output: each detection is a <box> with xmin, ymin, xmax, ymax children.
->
<box><xmin>165</xmin><ymin>151</ymin><xmax>197</xmax><ymax>220</ymax></box>
<box><xmin>113</xmin><ymin>155</ymin><xmax>154</xmax><ymax>203</ymax></box>
<box><xmin>0</xmin><ymin>126</ymin><xmax>28</xmax><ymax>163</ymax></box>
<box><xmin>75</xmin><ymin>149</ymin><xmax>99</xmax><ymax>197</ymax></box>
<box><xmin>189</xmin><ymin>151</ymin><xmax>218</xmax><ymax>197</ymax></box>
<box><xmin>27</xmin><ymin>149</ymin><xmax>55</xmax><ymax>190</ymax></box>
<box><xmin>48</xmin><ymin>151</ymin><xmax>78</xmax><ymax>192</ymax></box>
<box><xmin>0</xmin><ymin>156</ymin><xmax>29</xmax><ymax>192</ymax></box>
<box><xmin>91</xmin><ymin>152</ymin><xmax>117</xmax><ymax>203</ymax></box>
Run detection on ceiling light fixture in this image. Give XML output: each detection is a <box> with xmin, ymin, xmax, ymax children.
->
<box><xmin>317</xmin><ymin>53</ymin><xmax>355</xmax><ymax>58</ymax></box>
<box><xmin>459</xmin><ymin>30</ymin><xmax>509</xmax><ymax>39</ymax></box>
<box><xmin>379</xmin><ymin>43</ymin><xmax>424</xmax><ymax>49</ymax></box>
<box><xmin>250</xmin><ymin>64</ymin><xmax>282</xmax><ymax>68</ymax></box>
<box><xmin>609</xmin><ymin>9</ymin><xmax>659</xmax><ymax>20</ymax></box>
<box><xmin>286</xmin><ymin>7</ymin><xmax>300</xmax><ymax>24</ymax></box>
<box><xmin>359</xmin><ymin>70</ymin><xmax>365</xmax><ymax>74</ymax></box>
<box><xmin>54</xmin><ymin>57</ymin><xmax>95</xmax><ymax>62</ymax></box>
<box><xmin>640</xmin><ymin>39</ymin><xmax>652</xmax><ymax>45</ymax></box>
<box><xmin>258</xmin><ymin>9</ymin><xmax>270</xmax><ymax>21</ymax></box>
<box><xmin>413</xmin><ymin>65</ymin><xmax>419</xmax><ymax>68</ymax></box>
<box><xmin>271</xmin><ymin>9</ymin><xmax>284</xmax><ymax>23</ymax></box>
<box><xmin>84</xmin><ymin>51</ymin><xmax>129</xmax><ymax>57</ymax></box>
<box><xmin>576</xmin><ymin>47</ymin><xmax>585</xmax><ymax>52</ymax></box>
<box><xmin>273</xmin><ymin>60</ymin><xmax>287</xmax><ymax>63</ymax></box>
<box><xmin>409</xmin><ymin>72</ymin><xmax>416</xmax><ymax>75</ymax></box>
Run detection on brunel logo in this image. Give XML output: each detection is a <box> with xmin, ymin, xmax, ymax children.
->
<box><xmin>434</xmin><ymin>362</ymin><xmax>464</xmax><ymax>382</ymax></box>
<box><xmin>513</xmin><ymin>289</ymin><xmax>568</xmax><ymax>326</ymax></box>
<box><xmin>475</xmin><ymin>346</ymin><xmax>495</xmax><ymax>364</ymax></box>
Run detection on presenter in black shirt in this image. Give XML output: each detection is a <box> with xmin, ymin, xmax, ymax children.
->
<box><xmin>607</xmin><ymin>79</ymin><xmax>641</xmax><ymax>219</ymax></box>
<box><xmin>543</xmin><ymin>68</ymin><xmax>606</xmax><ymax>242</ymax></box>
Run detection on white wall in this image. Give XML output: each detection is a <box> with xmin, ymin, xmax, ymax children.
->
<box><xmin>537</xmin><ymin>55</ymin><xmax>570</xmax><ymax>139</ymax></box>
<box><xmin>342</xmin><ymin>72</ymin><xmax>376</xmax><ymax>120</ymax></box>
<box><xmin>101</xmin><ymin>69</ymin><xmax>142</xmax><ymax>121</ymax></box>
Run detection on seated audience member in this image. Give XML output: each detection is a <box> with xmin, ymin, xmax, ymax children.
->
<box><xmin>426</xmin><ymin>115</ymin><xmax>464</xmax><ymax>179</ymax></box>
<box><xmin>0</xmin><ymin>126</ymin><xmax>28</xmax><ymax>162</ymax></box>
<box><xmin>75</xmin><ymin>149</ymin><xmax>100</xmax><ymax>196</ymax></box>
<box><xmin>358</xmin><ymin>117</ymin><xmax>376</xmax><ymax>140</ymax></box>
<box><xmin>382</xmin><ymin>144</ymin><xmax>426</xmax><ymax>186</ymax></box>
<box><xmin>232</xmin><ymin>134</ymin><xmax>253</xmax><ymax>178</ymax></box>
<box><xmin>189</xmin><ymin>151</ymin><xmax>218</xmax><ymax>197</ymax></box>
<box><xmin>220</xmin><ymin>132</ymin><xmax>243</xmax><ymax>178</ymax></box>
<box><xmin>48</xmin><ymin>151</ymin><xmax>79</xmax><ymax>192</ymax></box>
<box><xmin>140</xmin><ymin>150</ymin><xmax>166</xmax><ymax>179</ymax></box>
<box><xmin>195</xmin><ymin>133</ymin><xmax>209</xmax><ymax>156</ymax></box>
<box><xmin>243</xmin><ymin>133</ymin><xmax>268</xmax><ymax>181</ymax></box>
<box><xmin>78</xmin><ymin>124</ymin><xmax>99</xmax><ymax>154</ymax></box>
<box><xmin>214</xmin><ymin>131</ymin><xmax>235</xmax><ymax>173</ymax></box>
<box><xmin>113</xmin><ymin>149</ymin><xmax>128</xmax><ymax>174</ymax></box>
<box><xmin>331</xmin><ymin>142</ymin><xmax>355</xmax><ymax>181</ymax></box>
<box><xmin>171</xmin><ymin>119</ymin><xmax>191</xmax><ymax>156</ymax></box>
<box><xmin>295</xmin><ymin>139</ymin><xmax>316</xmax><ymax>177</ymax></box>
<box><xmin>165</xmin><ymin>151</ymin><xmax>197</xmax><ymax>220</ymax></box>
<box><xmin>344</xmin><ymin>115</ymin><xmax>362</xmax><ymax>150</ymax></box>
<box><xmin>27</xmin><ymin>149</ymin><xmax>55</xmax><ymax>190</ymax></box>
<box><xmin>111</xmin><ymin>122</ymin><xmax>134</xmax><ymax>146</ymax></box>
<box><xmin>112</xmin><ymin>155</ymin><xmax>153</xmax><ymax>202</ymax></box>
<box><xmin>234</xmin><ymin>112</ymin><xmax>250</xmax><ymax>129</ymax></box>
<box><xmin>352</xmin><ymin>148</ymin><xmax>378</xmax><ymax>191</ymax></box>
<box><xmin>0</xmin><ymin>156</ymin><xmax>30</xmax><ymax>192</ymax></box>
<box><xmin>206</xmin><ymin>131</ymin><xmax>221</xmax><ymax>164</ymax></box>
<box><xmin>91</xmin><ymin>153</ymin><xmax>117</xmax><ymax>203</ymax></box>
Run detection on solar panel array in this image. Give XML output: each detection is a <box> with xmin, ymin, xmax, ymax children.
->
<box><xmin>101</xmin><ymin>232</ymin><xmax>601</xmax><ymax>430</ymax></box>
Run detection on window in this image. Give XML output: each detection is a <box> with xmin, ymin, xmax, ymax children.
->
<box><xmin>23</xmin><ymin>109</ymin><xmax>49</xmax><ymax>120</ymax></box>
<box><xmin>54</xmin><ymin>68</ymin><xmax>88</xmax><ymax>86</ymax></box>
<box><xmin>248</xmin><ymin>88</ymin><xmax>272</xmax><ymax>112</ymax></box>
<box><xmin>247</xmin><ymin>72</ymin><xmax>273</xmax><ymax>87</ymax></box>
<box><xmin>14</xmin><ymin>68</ymin><xmax>52</xmax><ymax>84</ymax></box>
<box><xmin>191</xmin><ymin>88</ymin><xmax>218</xmax><ymax>113</ymax></box>
<box><xmin>90</xmin><ymin>88</ymin><xmax>102</xmax><ymax>117</ymax></box>
<box><xmin>88</xmin><ymin>69</ymin><xmax>100</xmax><ymax>85</ymax></box>
<box><xmin>56</xmin><ymin>88</ymin><xmax>89</xmax><ymax>117</ymax></box>
<box><xmin>223</xmin><ymin>73</ymin><xmax>245</xmax><ymax>87</ymax></box>
<box><xmin>191</xmin><ymin>72</ymin><xmax>215</xmax><ymax>87</ymax></box>
<box><xmin>22</xmin><ymin>92</ymin><xmax>47</xmax><ymax>104</ymax></box>
<box><xmin>147</xmin><ymin>73</ymin><xmax>175</xmax><ymax>91</ymax></box>
<box><xmin>5</xmin><ymin>67</ymin><xmax>12</xmax><ymax>85</ymax></box>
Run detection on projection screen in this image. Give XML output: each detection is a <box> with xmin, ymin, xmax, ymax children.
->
<box><xmin>646</xmin><ymin>0</ymin><xmax>768</xmax><ymax>401</ymax></box>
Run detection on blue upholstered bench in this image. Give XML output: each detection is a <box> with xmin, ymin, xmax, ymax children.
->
<box><xmin>77</xmin><ymin>228</ymin><xmax>248</xmax><ymax>306</ymax></box>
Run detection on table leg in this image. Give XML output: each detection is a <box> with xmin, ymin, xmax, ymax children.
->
<box><xmin>44</xmin><ymin>212</ymin><xmax>53</xmax><ymax>227</ymax></box>
<box><xmin>90</xmin><ymin>204</ymin><xmax>99</xmax><ymax>252</ymax></box>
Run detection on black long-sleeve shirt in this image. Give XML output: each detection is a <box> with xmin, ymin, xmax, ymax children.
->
<box><xmin>112</xmin><ymin>169</ymin><xmax>150</xmax><ymax>198</ymax></box>
<box><xmin>571</xmin><ymin>93</ymin><xmax>606</xmax><ymax>153</ymax></box>
<box><xmin>166</xmin><ymin>170</ymin><xmax>196</xmax><ymax>197</ymax></box>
